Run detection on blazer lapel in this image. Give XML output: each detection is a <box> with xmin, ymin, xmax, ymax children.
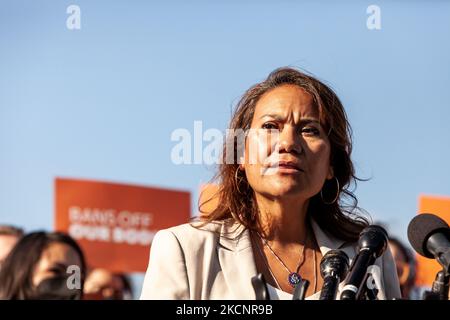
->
<box><xmin>311</xmin><ymin>219</ymin><xmax>356</xmax><ymax>260</ymax></box>
<box><xmin>217</xmin><ymin>220</ymin><xmax>258</xmax><ymax>299</ymax></box>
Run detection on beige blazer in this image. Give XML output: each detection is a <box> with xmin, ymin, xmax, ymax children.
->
<box><xmin>140</xmin><ymin>219</ymin><xmax>401</xmax><ymax>300</ymax></box>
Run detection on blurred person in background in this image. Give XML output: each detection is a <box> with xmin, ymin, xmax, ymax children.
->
<box><xmin>0</xmin><ymin>225</ymin><xmax>24</xmax><ymax>268</ymax></box>
<box><xmin>388</xmin><ymin>237</ymin><xmax>419</xmax><ymax>299</ymax></box>
<box><xmin>0</xmin><ymin>231</ymin><xmax>86</xmax><ymax>299</ymax></box>
<box><xmin>83</xmin><ymin>268</ymin><xmax>133</xmax><ymax>300</ymax></box>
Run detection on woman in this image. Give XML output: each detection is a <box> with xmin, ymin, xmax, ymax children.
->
<box><xmin>83</xmin><ymin>268</ymin><xmax>133</xmax><ymax>300</ymax></box>
<box><xmin>0</xmin><ymin>231</ymin><xmax>86</xmax><ymax>299</ymax></box>
<box><xmin>388</xmin><ymin>237</ymin><xmax>418</xmax><ymax>299</ymax></box>
<box><xmin>140</xmin><ymin>67</ymin><xmax>401</xmax><ymax>300</ymax></box>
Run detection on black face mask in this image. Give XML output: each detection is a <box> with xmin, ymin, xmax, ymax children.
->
<box><xmin>32</xmin><ymin>275</ymin><xmax>82</xmax><ymax>300</ymax></box>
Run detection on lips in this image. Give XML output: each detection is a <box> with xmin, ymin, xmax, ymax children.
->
<box><xmin>278</xmin><ymin>161</ymin><xmax>303</xmax><ymax>171</ymax></box>
<box><xmin>270</xmin><ymin>160</ymin><xmax>304</xmax><ymax>172</ymax></box>
<box><xmin>279</xmin><ymin>160</ymin><xmax>302</xmax><ymax>169</ymax></box>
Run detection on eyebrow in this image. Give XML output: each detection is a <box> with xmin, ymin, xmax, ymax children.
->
<box><xmin>259</xmin><ymin>114</ymin><xmax>321</xmax><ymax>124</ymax></box>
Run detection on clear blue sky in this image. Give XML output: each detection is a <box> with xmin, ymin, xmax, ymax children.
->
<box><xmin>1</xmin><ymin>0</ymin><xmax>450</xmax><ymax>288</ymax></box>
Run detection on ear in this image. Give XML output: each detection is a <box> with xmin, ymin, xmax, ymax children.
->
<box><xmin>327</xmin><ymin>166</ymin><xmax>334</xmax><ymax>180</ymax></box>
<box><xmin>239</xmin><ymin>156</ymin><xmax>245</xmax><ymax>170</ymax></box>
<box><xmin>399</xmin><ymin>264</ymin><xmax>411</xmax><ymax>285</ymax></box>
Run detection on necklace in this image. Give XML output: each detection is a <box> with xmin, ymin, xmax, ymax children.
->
<box><xmin>257</xmin><ymin>232</ymin><xmax>308</xmax><ymax>288</ymax></box>
<box><xmin>253</xmin><ymin>232</ymin><xmax>282</xmax><ymax>290</ymax></box>
<box><xmin>254</xmin><ymin>230</ymin><xmax>319</xmax><ymax>295</ymax></box>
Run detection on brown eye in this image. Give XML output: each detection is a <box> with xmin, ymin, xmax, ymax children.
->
<box><xmin>262</xmin><ymin>122</ymin><xmax>278</xmax><ymax>130</ymax></box>
<box><xmin>301</xmin><ymin>126</ymin><xmax>320</xmax><ymax>136</ymax></box>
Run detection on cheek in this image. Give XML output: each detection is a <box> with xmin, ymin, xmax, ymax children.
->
<box><xmin>244</xmin><ymin>131</ymin><xmax>278</xmax><ymax>165</ymax></box>
<box><xmin>31</xmin><ymin>261</ymin><xmax>48</xmax><ymax>286</ymax></box>
<box><xmin>308</xmin><ymin>142</ymin><xmax>331</xmax><ymax>177</ymax></box>
<box><xmin>71</xmin><ymin>257</ymin><xmax>82</xmax><ymax>271</ymax></box>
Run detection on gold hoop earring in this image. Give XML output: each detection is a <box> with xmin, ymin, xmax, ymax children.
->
<box><xmin>320</xmin><ymin>177</ymin><xmax>340</xmax><ymax>205</ymax></box>
<box><xmin>234</xmin><ymin>167</ymin><xmax>245</xmax><ymax>195</ymax></box>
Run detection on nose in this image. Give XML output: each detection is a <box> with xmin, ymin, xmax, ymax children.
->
<box><xmin>278</xmin><ymin>125</ymin><xmax>302</xmax><ymax>155</ymax></box>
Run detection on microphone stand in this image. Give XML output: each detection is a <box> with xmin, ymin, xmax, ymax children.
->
<box><xmin>340</xmin><ymin>250</ymin><xmax>376</xmax><ymax>300</ymax></box>
<box><xmin>357</xmin><ymin>270</ymin><xmax>380</xmax><ymax>300</ymax></box>
<box><xmin>423</xmin><ymin>269</ymin><xmax>449</xmax><ymax>300</ymax></box>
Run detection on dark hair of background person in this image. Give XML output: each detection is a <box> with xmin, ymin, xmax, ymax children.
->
<box><xmin>117</xmin><ymin>273</ymin><xmax>133</xmax><ymax>297</ymax></box>
<box><xmin>198</xmin><ymin>67</ymin><xmax>369</xmax><ymax>242</ymax></box>
<box><xmin>389</xmin><ymin>236</ymin><xmax>417</xmax><ymax>298</ymax></box>
<box><xmin>0</xmin><ymin>225</ymin><xmax>24</xmax><ymax>237</ymax></box>
<box><xmin>0</xmin><ymin>231</ymin><xmax>86</xmax><ymax>299</ymax></box>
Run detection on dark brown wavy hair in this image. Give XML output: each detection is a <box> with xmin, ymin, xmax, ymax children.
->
<box><xmin>198</xmin><ymin>67</ymin><xmax>369</xmax><ymax>242</ymax></box>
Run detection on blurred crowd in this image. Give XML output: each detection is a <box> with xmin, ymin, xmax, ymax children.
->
<box><xmin>0</xmin><ymin>225</ymin><xmax>133</xmax><ymax>300</ymax></box>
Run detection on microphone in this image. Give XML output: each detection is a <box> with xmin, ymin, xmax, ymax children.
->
<box><xmin>407</xmin><ymin>213</ymin><xmax>450</xmax><ymax>273</ymax></box>
<box><xmin>292</xmin><ymin>279</ymin><xmax>309</xmax><ymax>300</ymax></box>
<box><xmin>340</xmin><ymin>225</ymin><xmax>388</xmax><ymax>300</ymax></box>
<box><xmin>319</xmin><ymin>249</ymin><xmax>349</xmax><ymax>300</ymax></box>
<box><xmin>251</xmin><ymin>273</ymin><xmax>270</xmax><ymax>300</ymax></box>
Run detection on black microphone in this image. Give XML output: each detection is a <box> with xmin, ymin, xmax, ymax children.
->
<box><xmin>292</xmin><ymin>279</ymin><xmax>309</xmax><ymax>300</ymax></box>
<box><xmin>319</xmin><ymin>249</ymin><xmax>349</xmax><ymax>300</ymax></box>
<box><xmin>407</xmin><ymin>213</ymin><xmax>450</xmax><ymax>273</ymax></box>
<box><xmin>251</xmin><ymin>273</ymin><xmax>270</xmax><ymax>300</ymax></box>
<box><xmin>340</xmin><ymin>225</ymin><xmax>388</xmax><ymax>300</ymax></box>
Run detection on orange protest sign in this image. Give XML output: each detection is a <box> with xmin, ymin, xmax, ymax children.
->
<box><xmin>415</xmin><ymin>194</ymin><xmax>450</xmax><ymax>287</ymax></box>
<box><xmin>55</xmin><ymin>178</ymin><xmax>191</xmax><ymax>273</ymax></box>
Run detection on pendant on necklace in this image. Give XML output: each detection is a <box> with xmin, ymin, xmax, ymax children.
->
<box><xmin>288</xmin><ymin>272</ymin><xmax>302</xmax><ymax>287</ymax></box>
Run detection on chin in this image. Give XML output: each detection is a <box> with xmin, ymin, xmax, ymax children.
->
<box><xmin>272</xmin><ymin>179</ymin><xmax>321</xmax><ymax>199</ymax></box>
<box><xmin>265</xmin><ymin>184</ymin><xmax>304</xmax><ymax>198</ymax></box>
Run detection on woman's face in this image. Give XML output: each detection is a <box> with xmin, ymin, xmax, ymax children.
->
<box><xmin>84</xmin><ymin>269</ymin><xmax>126</xmax><ymax>299</ymax></box>
<box><xmin>242</xmin><ymin>84</ymin><xmax>333</xmax><ymax>201</ymax></box>
<box><xmin>32</xmin><ymin>242</ymin><xmax>82</xmax><ymax>287</ymax></box>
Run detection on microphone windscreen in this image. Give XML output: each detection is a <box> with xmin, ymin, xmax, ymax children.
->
<box><xmin>358</xmin><ymin>225</ymin><xmax>388</xmax><ymax>257</ymax></box>
<box><xmin>320</xmin><ymin>249</ymin><xmax>349</xmax><ymax>279</ymax></box>
<box><xmin>407</xmin><ymin>213</ymin><xmax>449</xmax><ymax>258</ymax></box>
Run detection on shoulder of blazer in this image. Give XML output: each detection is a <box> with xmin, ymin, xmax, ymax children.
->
<box><xmin>162</xmin><ymin>218</ymin><xmax>246</xmax><ymax>253</ymax></box>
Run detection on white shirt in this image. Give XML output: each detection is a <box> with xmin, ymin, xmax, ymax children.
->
<box><xmin>267</xmin><ymin>284</ymin><xmax>321</xmax><ymax>300</ymax></box>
